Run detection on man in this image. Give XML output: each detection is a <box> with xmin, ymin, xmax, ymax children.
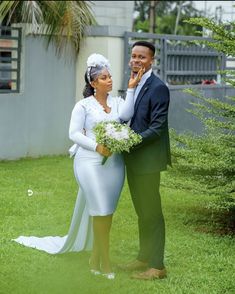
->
<box><xmin>120</xmin><ymin>41</ymin><xmax>171</xmax><ymax>280</ymax></box>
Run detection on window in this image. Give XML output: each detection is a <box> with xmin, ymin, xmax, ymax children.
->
<box><xmin>0</xmin><ymin>26</ymin><xmax>21</xmax><ymax>93</ymax></box>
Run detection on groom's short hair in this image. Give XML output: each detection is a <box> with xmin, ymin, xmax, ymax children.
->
<box><xmin>132</xmin><ymin>41</ymin><xmax>155</xmax><ymax>56</ymax></box>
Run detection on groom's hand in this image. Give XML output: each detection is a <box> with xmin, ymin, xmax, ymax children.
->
<box><xmin>96</xmin><ymin>144</ymin><xmax>112</xmax><ymax>157</ymax></box>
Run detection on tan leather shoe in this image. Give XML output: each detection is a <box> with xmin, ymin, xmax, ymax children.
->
<box><xmin>117</xmin><ymin>260</ymin><xmax>148</xmax><ymax>271</ymax></box>
<box><xmin>131</xmin><ymin>268</ymin><xmax>167</xmax><ymax>280</ymax></box>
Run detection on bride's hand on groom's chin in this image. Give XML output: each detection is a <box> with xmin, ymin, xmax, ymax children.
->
<box><xmin>96</xmin><ymin>144</ymin><xmax>112</xmax><ymax>157</ymax></box>
<box><xmin>128</xmin><ymin>67</ymin><xmax>145</xmax><ymax>88</ymax></box>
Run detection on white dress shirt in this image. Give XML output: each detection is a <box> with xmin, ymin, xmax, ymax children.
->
<box><xmin>134</xmin><ymin>68</ymin><xmax>153</xmax><ymax>103</ymax></box>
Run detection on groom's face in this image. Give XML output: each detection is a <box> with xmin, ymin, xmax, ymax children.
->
<box><xmin>130</xmin><ymin>46</ymin><xmax>154</xmax><ymax>73</ymax></box>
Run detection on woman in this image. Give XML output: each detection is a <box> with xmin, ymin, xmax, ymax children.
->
<box><xmin>12</xmin><ymin>54</ymin><xmax>144</xmax><ymax>279</ymax></box>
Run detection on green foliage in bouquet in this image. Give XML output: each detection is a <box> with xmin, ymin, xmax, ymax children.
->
<box><xmin>168</xmin><ymin>17</ymin><xmax>235</xmax><ymax>215</ymax></box>
<box><xmin>93</xmin><ymin>121</ymin><xmax>142</xmax><ymax>164</ymax></box>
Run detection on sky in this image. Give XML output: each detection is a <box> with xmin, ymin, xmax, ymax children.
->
<box><xmin>193</xmin><ymin>1</ymin><xmax>235</xmax><ymax>22</ymax></box>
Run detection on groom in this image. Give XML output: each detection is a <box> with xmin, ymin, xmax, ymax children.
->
<box><xmin>121</xmin><ymin>41</ymin><xmax>171</xmax><ymax>280</ymax></box>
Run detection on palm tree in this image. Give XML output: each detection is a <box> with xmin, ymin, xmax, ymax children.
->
<box><xmin>0</xmin><ymin>1</ymin><xmax>95</xmax><ymax>53</ymax></box>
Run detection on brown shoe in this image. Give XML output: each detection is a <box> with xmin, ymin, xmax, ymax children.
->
<box><xmin>131</xmin><ymin>268</ymin><xmax>167</xmax><ymax>280</ymax></box>
<box><xmin>117</xmin><ymin>260</ymin><xmax>148</xmax><ymax>271</ymax></box>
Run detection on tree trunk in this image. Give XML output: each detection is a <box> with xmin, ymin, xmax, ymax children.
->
<box><xmin>174</xmin><ymin>1</ymin><xmax>183</xmax><ymax>35</ymax></box>
<box><xmin>149</xmin><ymin>0</ymin><xmax>157</xmax><ymax>33</ymax></box>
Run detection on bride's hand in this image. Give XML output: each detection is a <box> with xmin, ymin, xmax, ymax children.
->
<box><xmin>96</xmin><ymin>144</ymin><xmax>112</xmax><ymax>157</ymax></box>
<box><xmin>128</xmin><ymin>67</ymin><xmax>145</xmax><ymax>89</ymax></box>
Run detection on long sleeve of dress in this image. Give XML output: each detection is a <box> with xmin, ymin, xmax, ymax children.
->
<box><xmin>118</xmin><ymin>88</ymin><xmax>135</xmax><ymax>122</ymax></box>
<box><xmin>69</xmin><ymin>103</ymin><xmax>98</xmax><ymax>152</ymax></box>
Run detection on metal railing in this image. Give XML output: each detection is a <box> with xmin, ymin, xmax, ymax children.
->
<box><xmin>0</xmin><ymin>26</ymin><xmax>22</xmax><ymax>93</ymax></box>
<box><xmin>123</xmin><ymin>32</ymin><xmax>227</xmax><ymax>90</ymax></box>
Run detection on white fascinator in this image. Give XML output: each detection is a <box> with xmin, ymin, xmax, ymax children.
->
<box><xmin>86</xmin><ymin>53</ymin><xmax>111</xmax><ymax>83</ymax></box>
<box><xmin>87</xmin><ymin>53</ymin><xmax>111</xmax><ymax>71</ymax></box>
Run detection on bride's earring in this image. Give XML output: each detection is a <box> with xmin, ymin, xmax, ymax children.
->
<box><xmin>94</xmin><ymin>88</ymin><xmax>97</xmax><ymax>96</ymax></box>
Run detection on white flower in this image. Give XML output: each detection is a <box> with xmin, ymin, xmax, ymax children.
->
<box><xmin>87</xmin><ymin>53</ymin><xmax>111</xmax><ymax>70</ymax></box>
<box><xmin>93</xmin><ymin>120</ymin><xmax>142</xmax><ymax>157</ymax></box>
<box><xmin>105</xmin><ymin>124</ymin><xmax>116</xmax><ymax>136</ymax></box>
<box><xmin>105</xmin><ymin>125</ymin><xmax>129</xmax><ymax>141</ymax></box>
<box><xmin>120</xmin><ymin>127</ymin><xmax>129</xmax><ymax>138</ymax></box>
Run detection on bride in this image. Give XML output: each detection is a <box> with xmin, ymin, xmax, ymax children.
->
<box><xmin>12</xmin><ymin>53</ymin><xmax>144</xmax><ymax>279</ymax></box>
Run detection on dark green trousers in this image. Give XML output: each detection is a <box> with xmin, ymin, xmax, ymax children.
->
<box><xmin>126</xmin><ymin>168</ymin><xmax>165</xmax><ymax>269</ymax></box>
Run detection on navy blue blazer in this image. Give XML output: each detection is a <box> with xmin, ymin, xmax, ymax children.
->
<box><xmin>124</xmin><ymin>72</ymin><xmax>171</xmax><ymax>174</ymax></box>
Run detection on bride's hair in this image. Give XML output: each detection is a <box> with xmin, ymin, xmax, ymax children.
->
<box><xmin>83</xmin><ymin>69</ymin><xmax>94</xmax><ymax>98</ymax></box>
<box><xmin>83</xmin><ymin>53</ymin><xmax>111</xmax><ymax>98</ymax></box>
<box><xmin>83</xmin><ymin>65</ymin><xmax>106</xmax><ymax>98</ymax></box>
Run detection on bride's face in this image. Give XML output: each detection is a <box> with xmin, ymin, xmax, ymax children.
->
<box><xmin>92</xmin><ymin>68</ymin><xmax>113</xmax><ymax>93</ymax></box>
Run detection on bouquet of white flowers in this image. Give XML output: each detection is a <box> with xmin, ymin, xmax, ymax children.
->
<box><xmin>93</xmin><ymin>121</ymin><xmax>142</xmax><ymax>164</ymax></box>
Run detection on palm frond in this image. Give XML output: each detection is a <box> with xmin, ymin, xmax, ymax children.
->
<box><xmin>42</xmin><ymin>0</ymin><xmax>95</xmax><ymax>53</ymax></box>
<box><xmin>0</xmin><ymin>1</ymin><xmax>20</xmax><ymax>24</ymax></box>
<box><xmin>0</xmin><ymin>0</ymin><xmax>95</xmax><ymax>53</ymax></box>
<box><xmin>21</xmin><ymin>1</ymin><xmax>44</xmax><ymax>32</ymax></box>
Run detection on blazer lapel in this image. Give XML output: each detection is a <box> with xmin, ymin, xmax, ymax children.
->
<box><xmin>134</xmin><ymin>85</ymin><xmax>148</xmax><ymax>112</ymax></box>
<box><xmin>131</xmin><ymin>73</ymin><xmax>154</xmax><ymax>124</ymax></box>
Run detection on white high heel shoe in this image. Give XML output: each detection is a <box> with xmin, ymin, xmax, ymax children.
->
<box><xmin>89</xmin><ymin>258</ymin><xmax>101</xmax><ymax>275</ymax></box>
<box><xmin>90</xmin><ymin>269</ymin><xmax>101</xmax><ymax>275</ymax></box>
<box><xmin>102</xmin><ymin>272</ymin><xmax>115</xmax><ymax>280</ymax></box>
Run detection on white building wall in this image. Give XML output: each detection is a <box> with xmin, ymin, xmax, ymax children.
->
<box><xmin>0</xmin><ymin>32</ymin><xmax>76</xmax><ymax>160</ymax></box>
<box><xmin>76</xmin><ymin>33</ymin><xmax>124</xmax><ymax>100</ymax></box>
<box><xmin>89</xmin><ymin>1</ymin><xmax>134</xmax><ymax>31</ymax></box>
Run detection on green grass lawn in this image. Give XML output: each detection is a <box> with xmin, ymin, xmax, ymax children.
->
<box><xmin>0</xmin><ymin>156</ymin><xmax>234</xmax><ymax>294</ymax></box>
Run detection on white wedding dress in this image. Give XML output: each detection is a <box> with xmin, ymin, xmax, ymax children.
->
<box><xmin>12</xmin><ymin>90</ymin><xmax>134</xmax><ymax>254</ymax></box>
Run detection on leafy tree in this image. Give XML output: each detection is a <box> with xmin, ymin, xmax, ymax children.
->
<box><xmin>169</xmin><ymin>92</ymin><xmax>234</xmax><ymax>209</ymax></box>
<box><xmin>133</xmin><ymin>1</ymin><xmax>203</xmax><ymax>35</ymax></box>
<box><xmin>0</xmin><ymin>1</ymin><xmax>95</xmax><ymax>53</ymax></box>
<box><xmin>168</xmin><ymin>17</ymin><xmax>235</xmax><ymax>220</ymax></box>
